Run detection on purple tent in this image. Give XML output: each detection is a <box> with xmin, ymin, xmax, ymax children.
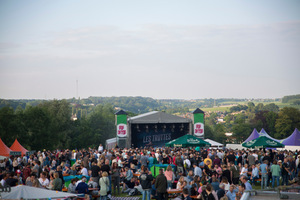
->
<box><xmin>244</xmin><ymin>128</ymin><xmax>260</xmax><ymax>143</ymax></box>
<box><xmin>259</xmin><ymin>128</ymin><xmax>281</xmax><ymax>142</ymax></box>
<box><xmin>282</xmin><ymin>128</ymin><xmax>300</xmax><ymax>146</ymax></box>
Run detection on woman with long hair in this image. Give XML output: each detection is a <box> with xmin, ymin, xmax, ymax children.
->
<box><xmin>164</xmin><ymin>165</ymin><xmax>174</xmax><ymax>189</ymax></box>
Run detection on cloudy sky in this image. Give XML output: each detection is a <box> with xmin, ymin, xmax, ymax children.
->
<box><xmin>1</xmin><ymin>0</ymin><xmax>300</xmax><ymax>100</ymax></box>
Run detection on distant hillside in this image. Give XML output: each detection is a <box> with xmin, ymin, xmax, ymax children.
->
<box><xmin>0</xmin><ymin>96</ymin><xmax>290</xmax><ymax>115</ymax></box>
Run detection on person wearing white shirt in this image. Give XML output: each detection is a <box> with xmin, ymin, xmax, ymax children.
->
<box><xmin>98</xmin><ymin>144</ymin><xmax>103</xmax><ymax>153</ymax></box>
<box><xmin>39</xmin><ymin>172</ymin><xmax>50</xmax><ymax>188</ymax></box>
<box><xmin>240</xmin><ymin>164</ymin><xmax>248</xmax><ymax>177</ymax></box>
<box><xmin>80</xmin><ymin>165</ymin><xmax>88</xmax><ymax>176</ymax></box>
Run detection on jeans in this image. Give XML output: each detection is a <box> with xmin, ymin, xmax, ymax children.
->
<box><xmin>167</xmin><ymin>180</ymin><xmax>172</xmax><ymax>189</ymax></box>
<box><xmin>108</xmin><ymin>175</ymin><xmax>112</xmax><ymax>192</ymax></box>
<box><xmin>112</xmin><ymin>176</ymin><xmax>120</xmax><ymax>195</ymax></box>
<box><xmin>250</xmin><ymin>176</ymin><xmax>259</xmax><ymax>185</ymax></box>
<box><xmin>261</xmin><ymin>174</ymin><xmax>268</xmax><ymax>189</ymax></box>
<box><xmin>290</xmin><ymin>171</ymin><xmax>295</xmax><ymax>180</ymax></box>
<box><xmin>282</xmin><ymin>174</ymin><xmax>289</xmax><ymax>186</ymax></box>
<box><xmin>272</xmin><ymin>176</ymin><xmax>280</xmax><ymax>188</ymax></box>
<box><xmin>142</xmin><ymin>189</ymin><xmax>151</xmax><ymax>200</ymax></box>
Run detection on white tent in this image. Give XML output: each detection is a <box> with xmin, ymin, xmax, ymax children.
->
<box><xmin>204</xmin><ymin>139</ymin><xmax>223</xmax><ymax>148</ymax></box>
<box><xmin>1</xmin><ymin>185</ymin><xmax>77</xmax><ymax>199</ymax></box>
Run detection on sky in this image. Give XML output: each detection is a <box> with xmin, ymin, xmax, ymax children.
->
<box><xmin>0</xmin><ymin>0</ymin><xmax>300</xmax><ymax>100</ymax></box>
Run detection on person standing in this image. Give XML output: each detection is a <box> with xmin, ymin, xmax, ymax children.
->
<box><xmin>139</xmin><ymin>166</ymin><xmax>153</xmax><ymax>200</ymax></box>
<box><xmin>282</xmin><ymin>158</ymin><xmax>290</xmax><ymax>186</ymax></box>
<box><xmin>230</xmin><ymin>162</ymin><xmax>239</xmax><ymax>185</ymax></box>
<box><xmin>98</xmin><ymin>144</ymin><xmax>104</xmax><ymax>153</ymax></box>
<box><xmin>90</xmin><ymin>161</ymin><xmax>101</xmax><ymax>184</ymax></box>
<box><xmin>270</xmin><ymin>160</ymin><xmax>281</xmax><ymax>188</ymax></box>
<box><xmin>99</xmin><ymin>172</ymin><xmax>109</xmax><ymax>200</ymax></box>
<box><xmin>111</xmin><ymin>162</ymin><xmax>120</xmax><ymax>195</ymax></box>
<box><xmin>155</xmin><ymin>168</ymin><xmax>168</xmax><ymax>200</ymax></box>
<box><xmin>260</xmin><ymin>160</ymin><xmax>268</xmax><ymax>189</ymax></box>
<box><xmin>164</xmin><ymin>165</ymin><xmax>175</xmax><ymax>189</ymax></box>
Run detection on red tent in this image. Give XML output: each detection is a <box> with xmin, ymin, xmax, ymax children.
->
<box><xmin>0</xmin><ymin>138</ymin><xmax>12</xmax><ymax>157</ymax></box>
<box><xmin>10</xmin><ymin>139</ymin><xmax>28</xmax><ymax>156</ymax></box>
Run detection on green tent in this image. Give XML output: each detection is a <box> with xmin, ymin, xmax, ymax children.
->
<box><xmin>242</xmin><ymin>136</ymin><xmax>285</xmax><ymax>148</ymax></box>
<box><xmin>165</xmin><ymin>134</ymin><xmax>211</xmax><ymax>147</ymax></box>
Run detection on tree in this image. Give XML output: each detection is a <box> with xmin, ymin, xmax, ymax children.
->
<box><xmin>255</xmin><ymin>103</ymin><xmax>264</xmax><ymax>112</ymax></box>
<box><xmin>275</xmin><ymin>107</ymin><xmax>300</xmax><ymax>139</ymax></box>
<box><xmin>247</xmin><ymin>102</ymin><xmax>255</xmax><ymax>113</ymax></box>
<box><xmin>263</xmin><ymin>103</ymin><xmax>279</xmax><ymax>112</ymax></box>
<box><xmin>214</xmin><ymin>124</ymin><xmax>227</xmax><ymax>144</ymax></box>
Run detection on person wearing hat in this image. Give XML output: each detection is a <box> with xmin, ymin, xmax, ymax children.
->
<box><xmin>15</xmin><ymin>169</ymin><xmax>23</xmax><ymax>185</ymax></box>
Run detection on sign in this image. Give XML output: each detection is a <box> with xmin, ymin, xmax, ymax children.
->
<box><xmin>117</xmin><ymin>124</ymin><xmax>127</xmax><ymax>137</ymax></box>
<box><xmin>26</xmin><ymin>150</ymin><xmax>36</xmax><ymax>156</ymax></box>
<box><xmin>187</xmin><ymin>138</ymin><xmax>201</xmax><ymax>144</ymax></box>
<box><xmin>10</xmin><ymin>151</ymin><xmax>21</xmax><ymax>156</ymax></box>
<box><xmin>194</xmin><ymin>123</ymin><xmax>204</xmax><ymax>136</ymax></box>
<box><xmin>266</xmin><ymin>140</ymin><xmax>278</xmax><ymax>146</ymax></box>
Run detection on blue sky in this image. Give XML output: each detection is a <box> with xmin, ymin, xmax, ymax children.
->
<box><xmin>1</xmin><ymin>0</ymin><xmax>300</xmax><ymax>99</ymax></box>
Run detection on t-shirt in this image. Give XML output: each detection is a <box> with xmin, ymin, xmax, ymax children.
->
<box><xmin>126</xmin><ymin>181</ymin><xmax>135</xmax><ymax>189</ymax></box>
<box><xmin>282</xmin><ymin>162</ymin><xmax>289</xmax><ymax>175</ymax></box>
<box><xmin>230</xmin><ymin>165</ymin><xmax>239</xmax><ymax>178</ymax></box>
<box><xmin>76</xmin><ymin>182</ymin><xmax>89</xmax><ymax>194</ymax></box>
<box><xmin>260</xmin><ymin>163</ymin><xmax>268</xmax><ymax>175</ymax></box>
<box><xmin>100</xmin><ymin>165</ymin><xmax>111</xmax><ymax>175</ymax></box>
<box><xmin>38</xmin><ymin>178</ymin><xmax>50</xmax><ymax>187</ymax></box>
<box><xmin>81</xmin><ymin>167</ymin><xmax>88</xmax><ymax>176</ymax></box>
<box><xmin>227</xmin><ymin>154</ymin><xmax>236</xmax><ymax>163</ymax></box>
<box><xmin>270</xmin><ymin>164</ymin><xmax>281</xmax><ymax>177</ymax></box>
<box><xmin>91</xmin><ymin>165</ymin><xmax>101</xmax><ymax>177</ymax></box>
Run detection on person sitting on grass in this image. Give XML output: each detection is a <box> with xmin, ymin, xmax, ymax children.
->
<box><xmin>122</xmin><ymin>177</ymin><xmax>137</xmax><ymax>194</ymax></box>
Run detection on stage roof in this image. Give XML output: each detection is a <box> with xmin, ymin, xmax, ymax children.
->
<box><xmin>128</xmin><ymin>111</ymin><xmax>192</xmax><ymax>124</ymax></box>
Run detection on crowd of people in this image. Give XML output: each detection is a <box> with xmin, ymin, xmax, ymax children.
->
<box><xmin>1</xmin><ymin>143</ymin><xmax>300</xmax><ymax>200</ymax></box>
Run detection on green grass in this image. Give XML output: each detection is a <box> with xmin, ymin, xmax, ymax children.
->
<box><xmin>201</xmin><ymin>107</ymin><xmax>230</xmax><ymax>112</ymax></box>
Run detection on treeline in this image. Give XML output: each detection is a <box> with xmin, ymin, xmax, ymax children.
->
<box><xmin>282</xmin><ymin>94</ymin><xmax>300</xmax><ymax>105</ymax></box>
<box><xmin>0</xmin><ymin>100</ymin><xmax>115</xmax><ymax>151</ymax></box>
<box><xmin>205</xmin><ymin>102</ymin><xmax>300</xmax><ymax>144</ymax></box>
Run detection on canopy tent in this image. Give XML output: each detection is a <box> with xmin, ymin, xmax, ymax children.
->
<box><xmin>259</xmin><ymin>128</ymin><xmax>282</xmax><ymax>142</ymax></box>
<box><xmin>282</xmin><ymin>128</ymin><xmax>300</xmax><ymax>146</ymax></box>
<box><xmin>1</xmin><ymin>185</ymin><xmax>77</xmax><ymax>199</ymax></box>
<box><xmin>244</xmin><ymin>128</ymin><xmax>260</xmax><ymax>143</ymax></box>
<box><xmin>242</xmin><ymin>136</ymin><xmax>285</xmax><ymax>149</ymax></box>
<box><xmin>165</xmin><ymin>134</ymin><xmax>211</xmax><ymax>147</ymax></box>
<box><xmin>204</xmin><ymin>139</ymin><xmax>223</xmax><ymax>148</ymax></box>
<box><xmin>10</xmin><ymin>139</ymin><xmax>28</xmax><ymax>156</ymax></box>
<box><xmin>0</xmin><ymin>138</ymin><xmax>12</xmax><ymax>157</ymax></box>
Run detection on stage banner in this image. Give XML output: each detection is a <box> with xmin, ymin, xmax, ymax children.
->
<box><xmin>115</xmin><ymin>110</ymin><xmax>128</xmax><ymax>138</ymax></box>
<box><xmin>193</xmin><ymin>108</ymin><xmax>205</xmax><ymax>137</ymax></box>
